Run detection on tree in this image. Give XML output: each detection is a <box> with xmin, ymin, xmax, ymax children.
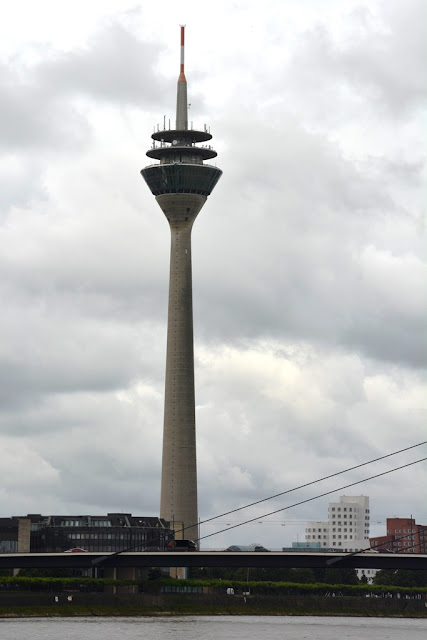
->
<box><xmin>373</xmin><ymin>569</ymin><xmax>427</xmax><ymax>587</ymax></box>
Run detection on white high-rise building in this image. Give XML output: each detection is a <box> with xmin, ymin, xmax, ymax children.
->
<box><xmin>305</xmin><ymin>495</ymin><xmax>370</xmax><ymax>552</ymax></box>
<box><xmin>305</xmin><ymin>495</ymin><xmax>376</xmax><ymax>583</ymax></box>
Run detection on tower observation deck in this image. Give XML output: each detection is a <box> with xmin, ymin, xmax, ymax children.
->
<box><xmin>141</xmin><ymin>26</ymin><xmax>222</xmax><ymax>544</ymax></box>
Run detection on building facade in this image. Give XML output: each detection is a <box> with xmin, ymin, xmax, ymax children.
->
<box><xmin>305</xmin><ymin>495</ymin><xmax>370</xmax><ymax>551</ymax></box>
<box><xmin>305</xmin><ymin>495</ymin><xmax>375</xmax><ymax>583</ymax></box>
<box><xmin>0</xmin><ymin>513</ymin><xmax>173</xmax><ymax>553</ymax></box>
<box><xmin>370</xmin><ymin>517</ymin><xmax>427</xmax><ymax>554</ymax></box>
<box><xmin>141</xmin><ymin>27</ymin><xmax>221</xmax><ymax>543</ymax></box>
<box><xmin>0</xmin><ymin>517</ymin><xmax>31</xmax><ymax>554</ymax></box>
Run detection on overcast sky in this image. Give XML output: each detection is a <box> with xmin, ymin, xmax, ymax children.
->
<box><xmin>1</xmin><ymin>0</ymin><xmax>426</xmax><ymax>550</ymax></box>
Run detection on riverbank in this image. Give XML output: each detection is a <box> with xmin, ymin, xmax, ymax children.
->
<box><xmin>1</xmin><ymin>592</ymin><xmax>427</xmax><ymax>618</ymax></box>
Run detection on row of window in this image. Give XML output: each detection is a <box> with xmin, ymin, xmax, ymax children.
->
<box><xmin>329</xmin><ymin>507</ymin><xmax>369</xmax><ymax>513</ymax></box>
<box><xmin>0</xmin><ymin>540</ymin><xmax>17</xmax><ymax>553</ymax></box>
<box><xmin>67</xmin><ymin>532</ymin><xmax>137</xmax><ymax>540</ymax></box>
<box><xmin>332</xmin><ymin>516</ymin><xmax>354</xmax><ymax>523</ymax></box>
<box><xmin>306</xmin><ymin>516</ymin><xmax>369</xmax><ymax>533</ymax></box>
<box><xmin>59</xmin><ymin>520</ymin><xmax>112</xmax><ymax>527</ymax></box>
<box><xmin>307</xmin><ymin>530</ymin><xmax>369</xmax><ymax>539</ymax></box>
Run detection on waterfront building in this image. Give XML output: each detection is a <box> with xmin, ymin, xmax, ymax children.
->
<box><xmin>0</xmin><ymin>513</ymin><xmax>173</xmax><ymax>553</ymax></box>
<box><xmin>370</xmin><ymin>517</ymin><xmax>427</xmax><ymax>554</ymax></box>
<box><xmin>305</xmin><ymin>495</ymin><xmax>370</xmax><ymax>551</ymax></box>
<box><xmin>305</xmin><ymin>495</ymin><xmax>376</xmax><ymax>582</ymax></box>
<box><xmin>141</xmin><ymin>26</ymin><xmax>222</xmax><ymax>543</ymax></box>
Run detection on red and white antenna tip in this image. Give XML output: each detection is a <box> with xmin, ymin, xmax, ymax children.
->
<box><xmin>178</xmin><ymin>25</ymin><xmax>186</xmax><ymax>82</ymax></box>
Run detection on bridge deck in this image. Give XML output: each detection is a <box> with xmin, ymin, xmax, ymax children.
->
<box><xmin>1</xmin><ymin>551</ymin><xmax>426</xmax><ymax>571</ymax></box>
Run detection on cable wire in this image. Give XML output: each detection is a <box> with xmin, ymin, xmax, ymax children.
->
<box><xmin>177</xmin><ymin>440</ymin><xmax>427</xmax><ymax>537</ymax></box>
<box><xmin>196</xmin><ymin>455</ymin><xmax>427</xmax><ymax>542</ymax></box>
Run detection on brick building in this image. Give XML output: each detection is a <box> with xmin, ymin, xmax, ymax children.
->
<box><xmin>370</xmin><ymin>517</ymin><xmax>427</xmax><ymax>553</ymax></box>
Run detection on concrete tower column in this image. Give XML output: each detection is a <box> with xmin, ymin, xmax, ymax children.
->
<box><xmin>157</xmin><ymin>194</ymin><xmax>206</xmax><ymax>540</ymax></box>
<box><xmin>141</xmin><ymin>28</ymin><xmax>221</xmax><ymax>546</ymax></box>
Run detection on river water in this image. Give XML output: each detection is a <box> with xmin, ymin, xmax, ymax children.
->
<box><xmin>0</xmin><ymin>616</ymin><xmax>426</xmax><ymax>639</ymax></box>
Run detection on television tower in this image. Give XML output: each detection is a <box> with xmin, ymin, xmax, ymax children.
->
<box><xmin>141</xmin><ymin>27</ymin><xmax>222</xmax><ymax>543</ymax></box>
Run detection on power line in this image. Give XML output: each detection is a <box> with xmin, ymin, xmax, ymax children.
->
<box><xmin>176</xmin><ymin>440</ymin><xmax>427</xmax><ymax>538</ymax></box>
<box><xmin>196</xmin><ymin>455</ymin><xmax>427</xmax><ymax>542</ymax></box>
<box><xmin>96</xmin><ymin>443</ymin><xmax>426</xmax><ymax>561</ymax></box>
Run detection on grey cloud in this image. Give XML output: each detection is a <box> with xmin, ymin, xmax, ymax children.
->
<box><xmin>0</xmin><ymin>23</ymin><xmax>167</xmax><ymax>154</ymax></box>
<box><xmin>35</xmin><ymin>23</ymin><xmax>169</xmax><ymax>107</ymax></box>
<box><xmin>0</xmin><ymin>294</ymin><xmax>159</xmax><ymax>411</ymax></box>
<box><xmin>0</xmin><ymin>62</ymin><xmax>90</xmax><ymax>151</ymax></box>
<box><xmin>287</xmin><ymin>1</ymin><xmax>427</xmax><ymax>117</ymax></box>
<box><xmin>192</xmin><ymin>114</ymin><xmax>426</xmax><ymax>369</ymax></box>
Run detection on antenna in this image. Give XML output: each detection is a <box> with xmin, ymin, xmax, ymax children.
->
<box><xmin>176</xmin><ymin>25</ymin><xmax>188</xmax><ymax>129</ymax></box>
<box><xmin>179</xmin><ymin>24</ymin><xmax>186</xmax><ymax>82</ymax></box>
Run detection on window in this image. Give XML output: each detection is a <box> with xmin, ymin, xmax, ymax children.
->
<box><xmin>60</xmin><ymin>520</ymin><xmax>85</xmax><ymax>527</ymax></box>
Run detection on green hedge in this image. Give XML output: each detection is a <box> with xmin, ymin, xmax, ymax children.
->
<box><xmin>1</xmin><ymin>576</ymin><xmax>426</xmax><ymax>598</ymax></box>
<box><xmin>0</xmin><ymin>576</ymin><xmax>136</xmax><ymax>591</ymax></box>
<box><xmin>158</xmin><ymin>577</ymin><xmax>427</xmax><ymax>597</ymax></box>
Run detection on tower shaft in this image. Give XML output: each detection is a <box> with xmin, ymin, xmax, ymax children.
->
<box><xmin>141</xmin><ymin>27</ymin><xmax>221</xmax><ymax>545</ymax></box>
<box><xmin>157</xmin><ymin>194</ymin><xmax>206</xmax><ymax>541</ymax></box>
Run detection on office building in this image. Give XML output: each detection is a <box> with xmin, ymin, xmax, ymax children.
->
<box><xmin>305</xmin><ymin>495</ymin><xmax>370</xmax><ymax>551</ymax></box>
<box><xmin>305</xmin><ymin>495</ymin><xmax>376</xmax><ymax>582</ymax></box>
<box><xmin>0</xmin><ymin>513</ymin><xmax>173</xmax><ymax>553</ymax></box>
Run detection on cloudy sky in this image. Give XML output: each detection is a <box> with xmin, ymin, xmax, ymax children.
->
<box><xmin>1</xmin><ymin>0</ymin><xmax>426</xmax><ymax>550</ymax></box>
